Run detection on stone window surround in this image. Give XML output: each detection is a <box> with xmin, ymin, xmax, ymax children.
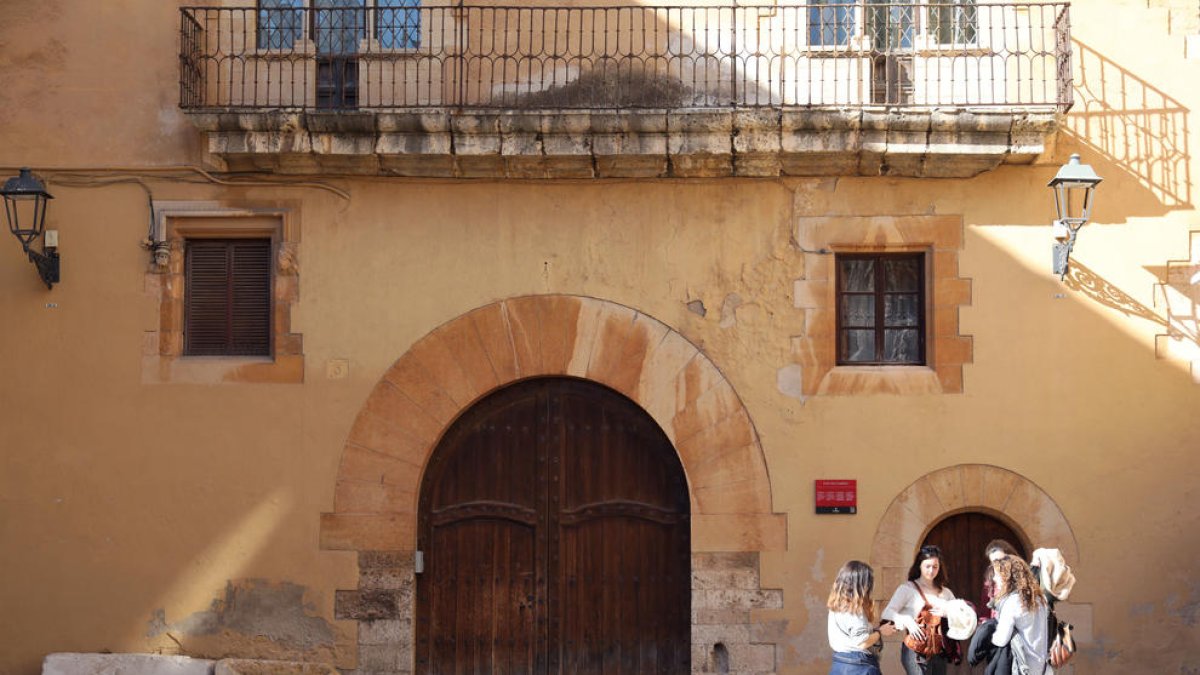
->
<box><xmin>141</xmin><ymin>201</ymin><xmax>303</xmax><ymax>384</ymax></box>
<box><xmin>792</xmin><ymin>214</ymin><xmax>973</xmax><ymax>396</ymax></box>
<box><xmin>318</xmin><ymin>295</ymin><xmax>787</xmax><ymax>674</ymax></box>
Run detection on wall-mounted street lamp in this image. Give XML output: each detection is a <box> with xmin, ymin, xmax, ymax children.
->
<box><xmin>1</xmin><ymin>168</ymin><xmax>59</xmax><ymax>289</ymax></box>
<box><xmin>1049</xmin><ymin>154</ymin><xmax>1103</xmax><ymax>280</ymax></box>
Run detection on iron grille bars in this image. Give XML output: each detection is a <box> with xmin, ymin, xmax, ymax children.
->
<box><xmin>179</xmin><ymin>2</ymin><xmax>1072</xmax><ymax>112</ymax></box>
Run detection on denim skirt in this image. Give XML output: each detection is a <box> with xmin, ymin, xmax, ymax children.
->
<box><xmin>830</xmin><ymin>650</ymin><xmax>883</xmax><ymax>675</ymax></box>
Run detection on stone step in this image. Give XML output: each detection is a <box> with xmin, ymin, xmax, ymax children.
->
<box><xmin>42</xmin><ymin>655</ymin><xmax>338</xmax><ymax>675</ymax></box>
<box><xmin>43</xmin><ymin>654</ymin><xmax>215</xmax><ymax>675</ymax></box>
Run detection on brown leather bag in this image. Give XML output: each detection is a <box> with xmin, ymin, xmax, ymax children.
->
<box><xmin>1048</xmin><ymin>613</ymin><xmax>1076</xmax><ymax>668</ymax></box>
<box><xmin>902</xmin><ymin>582</ymin><xmax>946</xmax><ymax>658</ymax></box>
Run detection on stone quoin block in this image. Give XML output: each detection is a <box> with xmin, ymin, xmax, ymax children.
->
<box><xmin>335</xmin><ymin>590</ymin><xmax>401</xmax><ymax>621</ymax></box>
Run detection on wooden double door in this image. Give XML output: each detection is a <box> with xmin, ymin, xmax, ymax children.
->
<box><xmin>416</xmin><ymin>378</ymin><xmax>691</xmax><ymax>674</ymax></box>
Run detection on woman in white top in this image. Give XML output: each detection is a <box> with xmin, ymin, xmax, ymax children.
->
<box><xmin>990</xmin><ymin>555</ymin><xmax>1050</xmax><ymax>674</ymax></box>
<box><xmin>827</xmin><ymin>560</ymin><xmax>897</xmax><ymax>675</ymax></box>
<box><xmin>882</xmin><ymin>545</ymin><xmax>956</xmax><ymax>675</ymax></box>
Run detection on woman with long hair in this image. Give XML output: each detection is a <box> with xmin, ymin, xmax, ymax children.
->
<box><xmin>985</xmin><ymin>539</ymin><xmax>1020</xmax><ymax>561</ymax></box>
<box><xmin>882</xmin><ymin>545</ymin><xmax>956</xmax><ymax>675</ymax></box>
<box><xmin>982</xmin><ymin>539</ymin><xmax>1021</xmax><ymax>618</ymax></box>
<box><xmin>990</xmin><ymin>555</ymin><xmax>1050</xmax><ymax>674</ymax></box>
<box><xmin>827</xmin><ymin>560</ymin><xmax>896</xmax><ymax>675</ymax></box>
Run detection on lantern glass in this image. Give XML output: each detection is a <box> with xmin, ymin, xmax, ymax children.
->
<box><xmin>1052</xmin><ymin>183</ymin><xmax>1096</xmax><ymax>224</ymax></box>
<box><xmin>1048</xmin><ymin>154</ymin><xmax>1102</xmax><ymax>226</ymax></box>
<box><xmin>1</xmin><ymin>169</ymin><xmax>53</xmax><ymax>249</ymax></box>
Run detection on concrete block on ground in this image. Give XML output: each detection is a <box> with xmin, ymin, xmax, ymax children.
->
<box><xmin>214</xmin><ymin>659</ymin><xmax>338</xmax><ymax>675</ymax></box>
<box><xmin>43</xmin><ymin>654</ymin><xmax>215</xmax><ymax>675</ymax></box>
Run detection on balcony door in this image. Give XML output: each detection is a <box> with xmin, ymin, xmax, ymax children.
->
<box><xmin>415</xmin><ymin>378</ymin><xmax>691</xmax><ymax>674</ymax></box>
<box><xmin>313</xmin><ymin>0</ymin><xmax>364</xmax><ymax>108</ymax></box>
<box><xmin>866</xmin><ymin>0</ymin><xmax>915</xmax><ymax>104</ymax></box>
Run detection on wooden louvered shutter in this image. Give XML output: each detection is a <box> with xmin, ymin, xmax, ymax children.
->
<box><xmin>185</xmin><ymin>239</ymin><xmax>272</xmax><ymax>356</ymax></box>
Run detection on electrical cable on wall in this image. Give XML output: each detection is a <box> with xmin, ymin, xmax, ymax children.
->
<box><xmin>0</xmin><ymin>165</ymin><xmax>350</xmax><ymax>266</ymax></box>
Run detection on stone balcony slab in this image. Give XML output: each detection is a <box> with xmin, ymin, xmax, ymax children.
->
<box><xmin>188</xmin><ymin>108</ymin><xmax>1059</xmax><ymax>179</ymax></box>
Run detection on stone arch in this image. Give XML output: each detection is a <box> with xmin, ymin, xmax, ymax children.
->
<box><xmin>320</xmin><ymin>294</ymin><xmax>784</xmax><ymax>554</ymax></box>
<box><xmin>322</xmin><ymin>295</ymin><xmax>786</xmax><ymax>673</ymax></box>
<box><xmin>868</xmin><ymin>464</ymin><xmax>1079</xmax><ymax>593</ymax></box>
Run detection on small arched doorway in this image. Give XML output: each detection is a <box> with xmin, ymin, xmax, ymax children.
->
<box><xmin>921</xmin><ymin>512</ymin><xmax>1027</xmax><ymax>613</ymax></box>
<box><xmin>921</xmin><ymin>512</ymin><xmax>1027</xmax><ymax>674</ymax></box>
<box><xmin>415</xmin><ymin>377</ymin><xmax>691</xmax><ymax>673</ymax></box>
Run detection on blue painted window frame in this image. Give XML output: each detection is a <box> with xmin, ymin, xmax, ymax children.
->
<box><xmin>377</xmin><ymin>0</ymin><xmax>422</xmax><ymax>49</ymax></box>
<box><xmin>808</xmin><ymin>0</ymin><xmax>858</xmax><ymax>47</ymax></box>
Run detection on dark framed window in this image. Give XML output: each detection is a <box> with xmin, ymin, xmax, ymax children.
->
<box><xmin>377</xmin><ymin>0</ymin><xmax>421</xmax><ymax>49</ymax></box>
<box><xmin>257</xmin><ymin>0</ymin><xmax>304</xmax><ymax>50</ymax></box>
<box><xmin>809</xmin><ymin>0</ymin><xmax>857</xmax><ymax>47</ymax></box>
<box><xmin>185</xmin><ymin>239</ymin><xmax>273</xmax><ymax>357</ymax></box>
<box><xmin>837</xmin><ymin>253</ymin><xmax>925</xmax><ymax>365</ymax></box>
<box><xmin>928</xmin><ymin>0</ymin><xmax>978</xmax><ymax>45</ymax></box>
<box><xmin>313</xmin><ymin>0</ymin><xmax>367</xmax><ymax>55</ymax></box>
<box><xmin>257</xmin><ymin>1</ymin><xmax>422</xmax><ymax>51</ymax></box>
<box><xmin>866</xmin><ymin>0</ymin><xmax>916</xmax><ymax>50</ymax></box>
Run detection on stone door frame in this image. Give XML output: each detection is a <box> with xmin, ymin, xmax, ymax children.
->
<box><xmin>868</xmin><ymin>464</ymin><xmax>1080</xmax><ymax>600</ymax></box>
<box><xmin>321</xmin><ymin>295</ymin><xmax>786</xmax><ymax>674</ymax></box>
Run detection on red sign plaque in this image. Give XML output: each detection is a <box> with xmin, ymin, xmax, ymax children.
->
<box><xmin>815</xmin><ymin>479</ymin><xmax>857</xmax><ymax>514</ymax></box>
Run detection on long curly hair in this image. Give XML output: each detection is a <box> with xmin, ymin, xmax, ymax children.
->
<box><xmin>827</xmin><ymin>560</ymin><xmax>877</xmax><ymax>622</ymax></box>
<box><xmin>991</xmin><ymin>555</ymin><xmax>1047</xmax><ymax>611</ymax></box>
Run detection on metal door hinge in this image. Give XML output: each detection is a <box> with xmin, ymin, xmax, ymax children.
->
<box><xmin>414</xmin><ymin>550</ymin><xmax>424</xmax><ymax>574</ymax></box>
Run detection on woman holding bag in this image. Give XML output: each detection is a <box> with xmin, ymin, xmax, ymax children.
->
<box><xmin>826</xmin><ymin>560</ymin><xmax>897</xmax><ymax>675</ymax></box>
<box><xmin>882</xmin><ymin>545</ymin><xmax>956</xmax><ymax>675</ymax></box>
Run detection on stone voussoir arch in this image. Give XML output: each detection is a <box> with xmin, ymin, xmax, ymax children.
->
<box><xmin>869</xmin><ymin>464</ymin><xmax>1080</xmax><ymax>592</ymax></box>
<box><xmin>320</xmin><ymin>294</ymin><xmax>785</xmax><ymax>554</ymax></box>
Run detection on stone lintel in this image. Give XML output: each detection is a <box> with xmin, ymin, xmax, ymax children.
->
<box><xmin>193</xmin><ymin>108</ymin><xmax>1059</xmax><ymax>178</ymax></box>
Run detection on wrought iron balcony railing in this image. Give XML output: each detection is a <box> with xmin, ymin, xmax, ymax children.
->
<box><xmin>180</xmin><ymin>2</ymin><xmax>1072</xmax><ymax>112</ymax></box>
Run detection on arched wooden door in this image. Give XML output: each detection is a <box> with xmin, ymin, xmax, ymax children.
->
<box><xmin>922</xmin><ymin>512</ymin><xmax>1027</xmax><ymax>674</ymax></box>
<box><xmin>416</xmin><ymin>378</ymin><xmax>691</xmax><ymax>674</ymax></box>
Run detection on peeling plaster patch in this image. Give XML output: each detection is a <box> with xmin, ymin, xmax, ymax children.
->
<box><xmin>146</xmin><ymin>608</ymin><xmax>169</xmax><ymax>638</ymax></box>
<box><xmin>1082</xmin><ymin>635</ymin><xmax>1121</xmax><ymax>661</ymax></box>
<box><xmin>1167</xmin><ymin>581</ymin><xmax>1200</xmax><ymax>626</ymax></box>
<box><xmin>687</xmin><ymin>299</ymin><xmax>707</xmax><ymax>317</ymax></box>
<box><xmin>158</xmin><ymin>106</ymin><xmax>187</xmax><ymax>138</ymax></box>
<box><xmin>1130</xmin><ymin>602</ymin><xmax>1156</xmax><ymax>617</ymax></box>
<box><xmin>781</xmin><ymin>582</ymin><xmax>829</xmax><ymax>668</ymax></box>
<box><xmin>810</xmin><ymin>548</ymin><xmax>826</xmax><ymax>583</ymax></box>
<box><xmin>150</xmin><ymin>580</ymin><xmax>334</xmax><ymax>649</ymax></box>
<box><xmin>776</xmin><ymin>364</ymin><xmax>805</xmax><ymax>402</ymax></box>
<box><xmin>720</xmin><ymin>293</ymin><xmax>743</xmax><ymax>328</ymax></box>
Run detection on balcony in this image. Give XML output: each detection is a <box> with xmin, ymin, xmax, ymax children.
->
<box><xmin>180</xmin><ymin>2</ymin><xmax>1073</xmax><ymax>178</ymax></box>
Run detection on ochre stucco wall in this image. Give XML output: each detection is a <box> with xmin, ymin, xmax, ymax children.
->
<box><xmin>1</xmin><ymin>1</ymin><xmax>1198</xmax><ymax>674</ymax></box>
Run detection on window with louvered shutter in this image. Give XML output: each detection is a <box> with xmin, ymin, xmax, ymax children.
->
<box><xmin>185</xmin><ymin>239</ymin><xmax>273</xmax><ymax>356</ymax></box>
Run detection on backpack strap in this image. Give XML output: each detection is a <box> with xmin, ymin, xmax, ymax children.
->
<box><xmin>912</xmin><ymin>581</ymin><xmax>932</xmax><ymax>608</ymax></box>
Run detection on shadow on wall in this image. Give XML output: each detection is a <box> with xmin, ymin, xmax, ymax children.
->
<box><xmin>1146</xmin><ymin>231</ymin><xmax>1200</xmax><ymax>379</ymax></box>
<box><xmin>1064</xmin><ymin>260</ymin><xmax>1167</xmax><ymax>327</ymax></box>
<box><xmin>1064</xmin><ymin>40</ymin><xmax>1192</xmax><ymax>211</ymax></box>
<box><xmin>1064</xmin><ymin>256</ymin><xmax>1200</xmax><ymax>381</ymax></box>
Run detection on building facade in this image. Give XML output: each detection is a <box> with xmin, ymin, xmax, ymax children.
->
<box><xmin>1</xmin><ymin>1</ymin><xmax>1198</xmax><ymax>674</ymax></box>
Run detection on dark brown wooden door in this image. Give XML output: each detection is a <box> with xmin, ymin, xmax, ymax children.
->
<box><xmin>922</xmin><ymin>512</ymin><xmax>1027</xmax><ymax>674</ymax></box>
<box><xmin>416</xmin><ymin>378</ymin><xmax>691</xmax><ymax>674</ymax></box>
